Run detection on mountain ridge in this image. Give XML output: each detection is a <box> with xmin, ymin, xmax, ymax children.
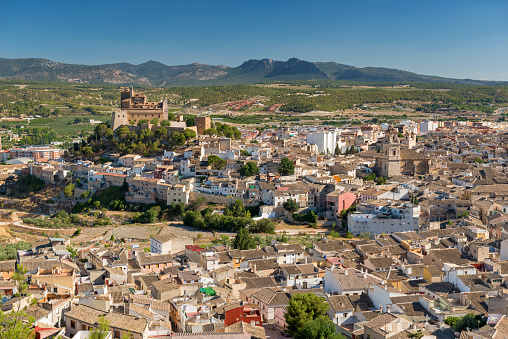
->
<box><xmin>0</xmin><ymin>57</ymin><xmax>502</xmax><ymax>86</ymax></box>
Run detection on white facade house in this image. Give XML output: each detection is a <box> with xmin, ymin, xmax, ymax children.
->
<box><xmin>348</xmin><ymin>202</ymin><xmax>420</xmax><ymax>235</ymax></box>
<box><xmin>323</xmin><ymin>268</ymin><xmax>381</xmax><ymax>295</ymax></box>
<box><xmin>150</xmin><ymin>234</ymin><xmax>193</xmax><ymax>255</ymax></box>
<box><xmin>306</xmin><ymin>131</ymin><xmax>338</xmax><ymax>154</ymax></box>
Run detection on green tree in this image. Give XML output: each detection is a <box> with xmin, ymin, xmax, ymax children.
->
<box><xmin>203</xmin><ymin>128</ymin><xmax>218</xmax><ymax>136</ymax></box>
<box><xmin>183</xmin><ymin>128</ymin><xmax>197</xmax><ymax>141</ymax></box>
<box><xmin>149</xmin><ymin>117</ymin><xmax>159</xmax><ymax>126</ymax></box>
<box><xmin>66</xmin><ymin>245</ymin><xmax>78</xmax><ymax>259</ymax></box>
<box><xmin>207</xmin><ymin>155</ymin><xmax>226</xmax><ymax>170</ymax></box>
<box><xmin>285</xmin><ymin>293</ymin><xmax>329</xmax><ymax>336</ymax></box>
<box><xmin>283</xmin><ymin>199</ymin><xmax>299</xmax><ymax>212</ymax></box>
<box><xmin>12</xmin><ymin>264</ymin><xmax>28</xmax><ymax>297</ymax></box>
<box><xmin>376</xmin><ymin>176</ymin><xmax>387</xmax><ymax>185</ymax></box>
<box><xmin>233</xmin><ymin>227</ymin><xmax>256</xmax><ymax>250</ymax></box>
<box><xmin>254</xmin><ymin>218</ymin><xmax>276</xmax><ymax>233</ymax></box>
<box><xmin>452</xmin><ymin>313</ymin><xmax>485</xmax><ymax>332</ymax></box>
<box><xmin>240</xmin><ymin>150</ymin><xmax>250</xmax><ymax>156</ymax></box>
<box><xmin>154</xmin><ymin>127</ymin><xmax>167</xmax><ymax>139</ymax></box>
<box><xmin>0</xmin><ymin>309</ymin><xmax>35</xmax><ymax>339</ymax></box>
<box><xmin>363</xmin><ymin>173</ymin><xmax>377</xmax><ymax>181</ymax></box>
<box><xmin>407</xmin><ymin>330</ymin><xmax>424</xmax><ymax>339</ymax></box>
<box><xmin>278</xmin><ymin>157</ymin><xmax>295</xmax><ymax>176</ymax></box>
<box><xmin>185</xmin><ymin>116</ymin><xmax>195</xmax><ymax>127</ymax></box>
<box><xmin>295</xmin><ymin>317</ymin><xmax>345</xmax><ymax>339</ymax></box>
<box><xmin>240</xmin><ymin>161</ymin><xmax>259</xmax><ymax>176</ymax></box>
<box><xmin>64</xmin><ymin>183</ymin><xmax>75</xmax><ymax>198</ymax></box>
<box><xmin>90</xmin><ymin>316</ymin><xmax>110</xmax><ymax>339</ymax></box>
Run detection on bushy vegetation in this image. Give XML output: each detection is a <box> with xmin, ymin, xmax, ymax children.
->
<box><xmin>13</xmin><ymin>175</ymin><xmax>45</xmax><ymax>197</ymax></box>
<box><xmin>69</xmin><ymin>123</ymin><xmax>197</xmax><ymax>158</ymax></box>
<box><xmin>293</xmin><ymin>211</ymin><xmax>317</xmax><ymax>223</ymax></box>
<box><xmin>183</xmin><ymin>200</ymin><xmax>275</xmax><ymax>233</ymax></box>
<box><xmin>203</xmin><ymin>122</ymin><xmax>241</xmax><ymax>139</ymax></box>
<box><xmin>444</xmin><ymin>313</ymin><xmax>486</xmax><ymax>332</ymax></box>
<box><xmin>240</xmin><ymin>162</ymin><xmax>260</xmax><ymax>176</ymax></box>
<box><xmin>278</xmin><ymin>157</ymin><xmax>295</xmax><ymax>175</ymax></box>
<box><xmin>283</xmin><ymin>199</ymin><xmax>299</xmax><ymax>212</ymax></box>
<box><xmin>24</xmin><ymin>211</ymin><xmax>87</xmax><ymax>229</ymax></box>
<box><xmin>0</xmin><ymin>242</ymin><xmax>31</xmax><ymax>261</ymax></box>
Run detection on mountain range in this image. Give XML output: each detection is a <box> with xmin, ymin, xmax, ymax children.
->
<box><xmin>0</xmin><ymin>57</ymin><xmax>500</xmax><ymax>87</ymax></box>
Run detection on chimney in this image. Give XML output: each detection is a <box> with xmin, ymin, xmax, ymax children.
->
<box><xmin>252</xmin><ymin>263</ymin><xmax>257</xmax><ymax>273</ymax></box>
<box><xmin>345</xmin><ymin>269</ymin><xmax>348</xmax><ymax>275</ymax></box>
<box><xmin>384</xmin><ymin>284</ymin><xmax>388</xmax><ymax>290</ymax></box>
<box><xmin>387</xmin><ymin>305</ymin><xmax>391</xmax><ymax>313</ymax></box>
<box><xmin>363</xmin><ymin>272</ymin><xmax>367</xmax><ymax>278</ymax></box>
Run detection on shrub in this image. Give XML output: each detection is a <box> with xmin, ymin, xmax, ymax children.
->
<box><xmin>293</xmin><ymin>211</ymin><xmax>317</xmax><ymax>223</ymax></box>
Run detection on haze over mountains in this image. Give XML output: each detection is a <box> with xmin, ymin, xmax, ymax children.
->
<box><xmin>0</xmin><ymin>57</ymin><xmax>501</xmax><ymax>87</ymax></box>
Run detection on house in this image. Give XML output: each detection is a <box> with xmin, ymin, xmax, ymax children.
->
<box><xmin>136</xmin><ymin>253</ymin><xmax>174</xmax><ymax>274</ymax></box>
<box><xmin>225</xmin><ymin>305</ymin><xmax>262</xmax><ymax>327</ymax></box>
<box><xmin>249</xmin><ymin>288</ymin><xmax>290</xmax><ymax>323</ymax></box>
<box><xmin>422</xmin><ymin>248</ymin><xmax>470</xmax><ymax>270</ymax></box>
<box><xmin>65</xmin><ymin>304</ymin><xmax>149</xmax><ymax>339</ymax></box>
<box><xmin>327</xmin><ymin>295</ymin><xmax>355</xmax><ymax>326</ymax></box>
<box><xmin>280</xmin><ymin>264</ymin><xmax>323</xmax><ymax>289</ymax></box>
<box><xmin>323</xmin><ymin>268</ymin><xmax>382</xmax><ymax>295</ymax></box>
<box><xmin>363</xmin><ymin>313</ymin><xmax>413</xmax><ymax>339</ymax></box>
<box><xmin>150</xmin><ymin>233</ymin><xmax>193</xmax><ymax>255</ymax></box>
<box><xmin>326</xmin><ymin>190</ymin><xmax>357</xmax><ymax>215</ymax></box>
<box><xmin>272</xmin><ymin>244</ymin><xmax>307</xmax><ymax>265</ymax></box>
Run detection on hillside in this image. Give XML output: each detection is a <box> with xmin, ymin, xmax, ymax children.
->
<box><xmin>0</xmin><ymin>57</ymin><xmax>503</xmax><ymax>87</ymax></box>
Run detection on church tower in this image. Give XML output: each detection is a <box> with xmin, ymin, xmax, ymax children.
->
<box><xmin>403</xmin><ymin>131</ymin><xmax>416</xmax><ymax>149</ymax></box>
<box><xmin>381</xmin><ymin>124</ymin><xmax>401</xmax><ymax>178</ymax></box>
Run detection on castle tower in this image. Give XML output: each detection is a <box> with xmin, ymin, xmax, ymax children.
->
<box><xmin>381</xmin><ymin>124</ymin><xmax>401</xmax><ymax>178</ymax></box>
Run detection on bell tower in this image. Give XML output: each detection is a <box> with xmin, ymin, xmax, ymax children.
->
<box><xmin>381</xmin><ymin>124</ymin><xmax>401</xmax><ymax>178</ymax></box>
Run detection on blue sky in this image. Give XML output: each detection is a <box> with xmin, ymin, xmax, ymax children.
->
<box><xmin>2</xmin><ymin>0</ymin><xmax>507</xmax><ymax>80</ymax></box>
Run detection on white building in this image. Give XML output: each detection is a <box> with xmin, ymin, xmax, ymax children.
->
<box><xmin>347</xmin><ymin>201</ymin><xmax>420</xmax><ymax>235</ymax></box>
<box><xmin>150</xmin><ymin>234</ymin><xmax>193</xmax><ymax>255</ymax></box>
<box><xmin>306</xmin><ymin>131</ymin><xmax>338</xmax><ymax>154</ymax></box>
<box><xmin>419</xmin><ymin>120</ymin><xmax>438</xmax><ymax>133</ymax></box>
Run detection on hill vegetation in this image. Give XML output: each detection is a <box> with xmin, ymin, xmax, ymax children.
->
<box><xmin>1</xmin><ymin>57</ymin><xmax>506</xmax><ymax>87</ymax></box>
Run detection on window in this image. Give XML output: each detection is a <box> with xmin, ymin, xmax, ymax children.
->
<box><xmin>115</xmin><ymin>330</ymin><xmax>121</xmax><ymax>338</ymax></box>
<box><xmin>71</xmin><ymin>320</ymin><xmax>76</xmax><ymax>329</ymax></box>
